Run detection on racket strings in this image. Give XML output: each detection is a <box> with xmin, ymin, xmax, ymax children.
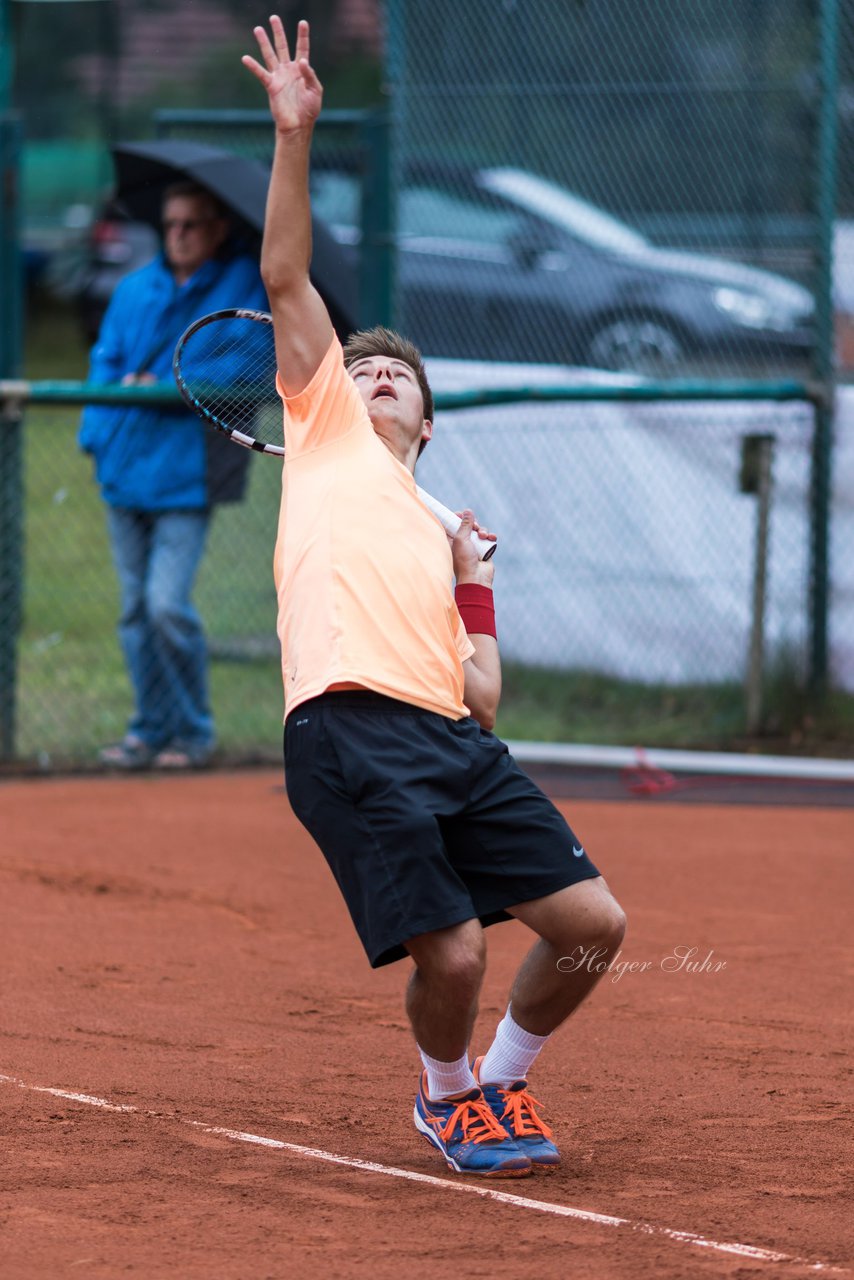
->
<box><xmin>177</xmin><ymin>316</ymin><xmax>283</xmax><ymax>449</ymax></box>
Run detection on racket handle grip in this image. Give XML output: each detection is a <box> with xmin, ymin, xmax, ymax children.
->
<box><xmin>415</xmin><ymin>486</ymin><xmax>497</xmax><ymax>561</ymax></box>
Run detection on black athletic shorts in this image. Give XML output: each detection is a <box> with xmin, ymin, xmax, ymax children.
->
<box><xmin>284</xmin><ymin>691</ymin><xmax>600</xmax><ymax>968</ymax></box>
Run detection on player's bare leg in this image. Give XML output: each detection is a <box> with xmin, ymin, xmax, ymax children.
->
<box><xmin>407</xmin><ymin>919</ymin><xmax>531</xmax><ymax>1176</ymax></box>
<box><xmin>507</xmin><ymin>877</ymin><xmax>627</xmax><ymax>1035</ymax></box>
<box><xmin>404</xmin><ymin>918</ymin><xmax>486</xmax><ymax>1059</ymax></box>
<box><xmin>474</xmin><ymin>878</ymin><xmax>625</xmax><ymax>1168</ymax></box>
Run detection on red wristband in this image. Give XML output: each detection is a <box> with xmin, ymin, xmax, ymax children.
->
<box><xmin>455</xmin><ymin>583</ymin><xmax>496</xmax><ymax>639</ymax></box>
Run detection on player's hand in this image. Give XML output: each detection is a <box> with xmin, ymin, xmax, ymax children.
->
<box><xmin>452</xmin><ymin>510</ymin><xmax>496</xmax><ymax>587</ymax></box>
<box><xmin>242</xmin><ymin>17</ymin><xmax>323</xmax><ymax>134</ymax></box>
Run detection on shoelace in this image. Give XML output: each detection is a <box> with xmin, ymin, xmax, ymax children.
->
<box><xmin>438</xmin><ymin>1096</ymin><xmax>512</xmax><ymax>1146</ymax></box>
<box><xmin>498</xmin><ymin>1086</ymin><xmax>554</xmax><ymax>1139</ymax></box>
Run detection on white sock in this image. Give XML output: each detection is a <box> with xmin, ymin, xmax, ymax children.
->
<box><xmin>418</xmin><ymin>1047</ymin><xmax>477</xmax><ymax>1100</ymax></box>
<box><xmin>478</xmin><ymin>1006</ymin><xmax>551</xmax><ymax>1086</ymax></box>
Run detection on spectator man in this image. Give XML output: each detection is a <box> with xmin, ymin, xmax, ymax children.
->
<box><xmin>80</xmin><ymin>182</ymin><xmax>267</xmax><ymax>769</ymax></box>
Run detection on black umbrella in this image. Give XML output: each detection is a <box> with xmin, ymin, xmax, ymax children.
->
<box><xmin>110</xmin><ymin>140</ymin><xmax>358</xmax><ymax>335</ymax></box>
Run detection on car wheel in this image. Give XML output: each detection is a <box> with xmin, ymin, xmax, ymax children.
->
<box><xmin>587</xmin><ymin>317</ymin><xmax>684</xmax><ymax>375</ymax></box>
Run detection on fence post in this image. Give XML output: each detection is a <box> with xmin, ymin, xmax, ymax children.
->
<box><xmin>809</xmin><ymin>0</ymin><xmax>841</xmax><ymax>698</ymax></box>
<box><xmin>741</xmin><ymin>435</ymin><xmax>775</xmax><ymax>735</ymax></box>
<box><xmin>0</xmin><ymin>111</ymin><xmax>23</xmax><ymax>760</ymax></box>
<box><xmin>358</xmin><ymin>109</ymin><xmax>394</xmax><ymax>329</ymax></box>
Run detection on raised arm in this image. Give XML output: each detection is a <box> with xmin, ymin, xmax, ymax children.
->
<box><xmin>242</xmin><ymin>17</ymin><xmax>334</xmax><ymax>394</ymax></box>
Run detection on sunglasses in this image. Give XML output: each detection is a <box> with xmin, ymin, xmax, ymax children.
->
<box><xmin>162</xmin><ymin>217</ymin><xmax>216</xmax><ymax>233</ymax></box>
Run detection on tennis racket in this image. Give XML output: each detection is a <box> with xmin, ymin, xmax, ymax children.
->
<box><xmin>172</xmin><ymin>309</ymin><xmax>497</xmax><ymax>560</ymax></box>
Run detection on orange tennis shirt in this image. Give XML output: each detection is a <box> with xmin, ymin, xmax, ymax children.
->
<box><xmin>273</xmin><ymin>336</ymin><xmax>475</xmax><ymax>720</ymax></box>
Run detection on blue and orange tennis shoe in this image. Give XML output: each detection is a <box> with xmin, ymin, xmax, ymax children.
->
<box><xmin>414</xmin><ymin>1071</ymin><xmax>532</xmax><ymax>1177</ymax></box>
<box><xmin>473</xmin><ymin>1056</ymin><xmax>561</xmax><ymax>1169</ymax></box>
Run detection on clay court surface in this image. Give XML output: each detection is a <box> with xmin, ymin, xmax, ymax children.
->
<box><xmin>1</xmin><ymin>768</ymin><xmax>851</xmax><ymax>1279</ymax></box>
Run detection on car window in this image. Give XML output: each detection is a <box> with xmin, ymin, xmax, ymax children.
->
<box><xmin>482</xmin><ymin>168</ymin><xmax>648</xmax><ymax>254</ymax></box>
<box><xmin>399</xmin><ymin>186</ymin><xmax>526</xmax><ymax>246</ymax></box>
<box><xmin>309</xmin><ymin>171</ymin><xmax>528</xmax><ymax>252</ymax></box>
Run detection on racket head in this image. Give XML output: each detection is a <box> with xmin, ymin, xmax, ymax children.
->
<box><xmin>174</xmin><ymin>310</ymin><xmax>497</xmax><ymax>559</ymax></box>
<box><xmin>173</xmin><ymin>308</ymin><xmax>284</xmax><ymax>455</ymax></box>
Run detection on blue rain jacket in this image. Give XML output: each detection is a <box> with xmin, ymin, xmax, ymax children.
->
<box><xmin>79</xmin><ymin>249</ymin><xmax>267</xmax><ymax>510</ymax></box>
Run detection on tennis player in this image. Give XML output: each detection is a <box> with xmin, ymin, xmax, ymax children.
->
<box><xmin>244</xmin><ymin>17</ymin><xmax>626</xmax><ymax>1179</ymax></box>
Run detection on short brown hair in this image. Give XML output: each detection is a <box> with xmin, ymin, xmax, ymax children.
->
<box><xmin>343</xmin><ymin>325</ymin><xmax>434</xmax><ymax>424</ymax></box>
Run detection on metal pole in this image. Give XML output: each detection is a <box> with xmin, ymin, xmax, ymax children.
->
<box><xmin>0</xmin><ymin>113</ymin><xmax>21</xmax><ymax>377</ymax></box>
<box><xmin>358</xmin><ymin>109</ymin><xmax>394</xmax><ymax>328</ymax></box>
<box><xmin>745</xmin><ymin>436</ymin><xmax>774</xmax><ymax>735</ymax></box>
<box><xmin>384</xmin><ymin>0</ymin><xmax>405</xmax><ymax>334</ymax></box>
<box><xmin>0</xmin><ymin>78</ymin><xmax>23</xmax><ymax>756</ymax></box>
<box><xmin>0</xmin><ymin>0</ymin><xmax>11</xmax><ymax>108</ymax></box>
<box><xmin>809</xmin><ymin>0</ymin><xmax>841</xmax><ymax>697</ymax></box>
<box><xmin>0</xmin><ymin>396</ymin><xmax>23</xmax><ymax>760</ymax></box>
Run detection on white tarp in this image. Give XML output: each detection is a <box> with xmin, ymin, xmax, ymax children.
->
<box><xmin>420</xmin><ymin>360</ymin><xmax>851</xmax><ymax>689</ymax></box>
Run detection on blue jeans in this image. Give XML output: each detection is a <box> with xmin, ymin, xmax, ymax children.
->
<box><xmin>106</xmin><ymin>507</ymin><xmax>213</xmax><ymax>750</ymax></box>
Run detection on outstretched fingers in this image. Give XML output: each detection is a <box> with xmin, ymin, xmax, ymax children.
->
<box><xmin>242</xmin><ymin>15</ymin><xmax>322</xmax><ymax>125</ymax></box>
<box><xmin>241</xmin><ymin>16</ymin><xmax>293</xmax><ymax>85</ymax></box>
<box><xmin>294</xmin><ymin>18</ymin><xmax>310</xmax><ymax>64</ymax></box>
<box><xmin>253</xmin><ymin>22</ymin><xmax>280</xmax><ymax>72</ymax></box>
<box><xmin>271</xmin><ymin>13</ymin><xmax>291</xmax><ymax>62</ymax></box>
<box><xmin>240</xmin><ymin>51</ymin><xmax>269</xmax><ymax>84</ymax></box>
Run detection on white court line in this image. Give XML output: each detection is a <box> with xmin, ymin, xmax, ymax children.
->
<box><xmin>2</xmin><ymin>1073</ymin><xmax>845</xmax><ymax>1274</ymax></box>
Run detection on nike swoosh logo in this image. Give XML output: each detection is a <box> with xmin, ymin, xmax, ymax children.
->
<box><xmin>572</xmin><ymin>845</ymin><xmax>585</xmax><ymax>858</ymax></box>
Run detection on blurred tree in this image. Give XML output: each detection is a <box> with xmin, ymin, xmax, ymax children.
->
<box><xmin>394</xmin><ymin>0</ymin><xmax>820</xmax><ymax>226</ymax></box>
<box><xmin>13</xmin><ymin>0</ymin><xmax>382</xmax><ymax>142</ymax></box>
<box><xmin>12</xmin><ymin>0</ymin><xmax>104</xmax><ymax>137</ymax></box>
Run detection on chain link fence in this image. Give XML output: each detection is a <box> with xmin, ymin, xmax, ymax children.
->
<box><xmin>387</xmin><ymin>0</ymin><xmax>825</xmax><ymax>378</ymax></box>
<box><xmin>14</xmin><ymin>404</ymin><xmax>283</xmax><ymax>769</ymax></box>
<box><xmin>5</xmin><ymin>381</ymin><xmax>820</xmax><ymax>771</ymax></box>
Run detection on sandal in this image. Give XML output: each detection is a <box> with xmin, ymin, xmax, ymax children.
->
<box><xmin>98</xmin><ymin>735</ymin><xmax>156</xmax><ymax>770</ymax></box>
<box><xmin>153</xmin><ymin>740</ymin><xmax>213</xmax><ymax>770</ymax></box>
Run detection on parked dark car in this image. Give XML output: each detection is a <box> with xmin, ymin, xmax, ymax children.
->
<box><xmin>45</xmin><ymin>201</ymin><xmax>161</xmax><ymax>343</ymax></box>
<box><xmin>56</xmin><ymin>161</ymin><xmax>815</xmax><ymax>375</ymax></box>
<box><xmin>309</xmin><ymin>163</ymin><xmax>815</xmax><ymax>374</ymax></box>
<box><xmin>78</xmin><ymin>205</ymin><xmax>161</xmax><ymax>342</ymax></box>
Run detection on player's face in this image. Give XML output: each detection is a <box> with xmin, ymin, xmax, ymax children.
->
<box><xmin>348</xmin><ymin>355</ymin><xmax>432</xmax><ymax>465</ymax></box>
<box><xmin>162</xmin><ymin>196</ymin><xmax>228</xmax><ymax>280</ymax></box>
